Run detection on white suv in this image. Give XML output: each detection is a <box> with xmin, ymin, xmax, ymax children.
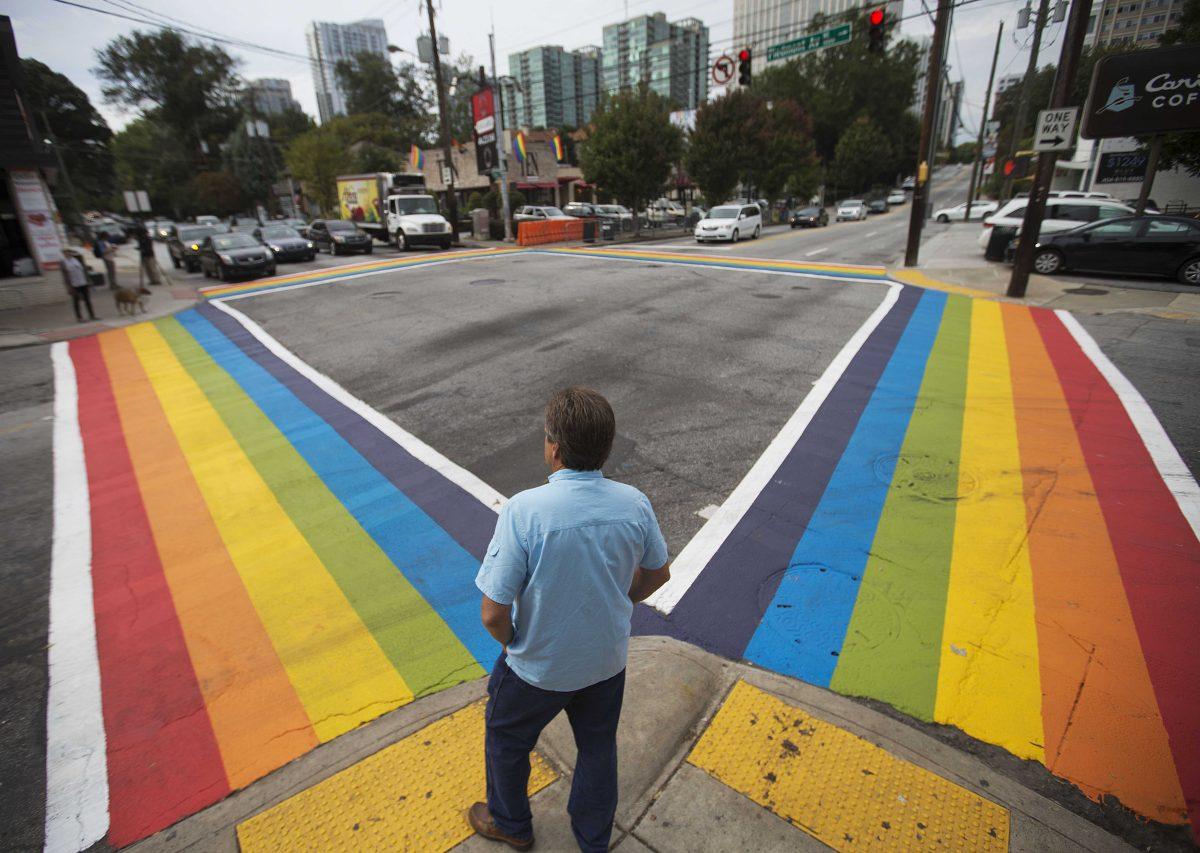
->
<box><xmin>694</xmin><ymin>204</ymin><xmax>762</xmax><ymax>243</ymax></box>
<box><xmin>977</xmin><ymin>197</ymin><xmax>1136</xmax><ymax>250</ymax></box>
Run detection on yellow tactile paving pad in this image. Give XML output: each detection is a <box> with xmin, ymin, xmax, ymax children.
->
<box><xmin>236</xmin><ymin>701</ymin><xmax>557</xmax><ymax>852</ymax></box>
<box><xmin>688</xmin><ymin>681</ymin><xmax>1010</xmax><ymax>851</ymax></box>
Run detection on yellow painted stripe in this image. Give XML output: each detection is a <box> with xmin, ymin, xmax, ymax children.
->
<box><xmin>888</xmin><ymin>268</ymin><xmax>997</xmax><ymax>299</ymax></box>
<box><xmin>688</xmin><ymin>681</ymin><xmax>1009</xmax><ymax>851</ymax></box>
<box><xmin>236</xmin><ymin>701</ymin><xmax>557</xmax><ymax>852</ymax></box>
<box><xmin>548</xmin><ymin>246</ymin><xmax>885</xmax><ymax>277</ymax></box>
<box><xmin>126</xmin><ymin>322</ymin><xmax>414</xmax><ymax>741</ymax></box>
<box><xmin>935</xmin><ymin>300</ymin><xmax>1044</xmax><ymax>762</ymax></box>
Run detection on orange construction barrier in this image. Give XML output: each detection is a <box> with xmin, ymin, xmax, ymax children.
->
<box><xmin>517</xmin><ymin>218</ymin><xmax>586</xmax><ymax>246</ymax></box>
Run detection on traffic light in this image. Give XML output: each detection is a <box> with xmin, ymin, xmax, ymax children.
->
<box><xmin>868</xmin><ymin>8</ymin><xmax>886</xmax><ymax>54</ymax></box>
<box><xmin>738</xmin><ymin>48</ymin><xmax>752</xmax><ymax>86</ymax></box>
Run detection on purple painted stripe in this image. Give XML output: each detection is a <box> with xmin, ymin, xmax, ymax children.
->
<box><xmin>633</xmin><ymin>286</ymin><xmax>922</xmax><ymax>657</ymax></box>
<box><xmin>197</xmin><ymin>302</ymin><xmax>496</xmax><ymax>560</ymax></box>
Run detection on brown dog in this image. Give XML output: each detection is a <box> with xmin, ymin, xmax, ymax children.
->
<box><xmin>113</xmin><ymin>284</ymin><xmax>150</xmax><ymax>315</ymax></box>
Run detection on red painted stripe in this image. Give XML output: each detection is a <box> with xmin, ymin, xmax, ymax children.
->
<box><xmin>1034</xmin><ymin>310</ymin><xmax>1200</xmax><ymax>837</ymax></box>
<box><xmin>70</xmin><ymin>335</ymin><xmax>230</xmax><ymax>846</ymax></box>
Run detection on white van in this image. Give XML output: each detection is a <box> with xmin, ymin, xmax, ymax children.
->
<box><xmin>977</xmin><ymin>197</ymin><xmax>1136</xmax><ymax>250</ymax></box>
<box><xmin>694</xmin><ymin>204</ymin><xmax>763</xmax><ymax>243</ymax></box>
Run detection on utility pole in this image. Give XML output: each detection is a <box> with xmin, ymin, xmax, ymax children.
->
<box><xmin>40</xmin><ymin>111</ymin><xmax>83</xmax><ymax>227</ymax></box>
<box><xmin>964</xmin><ymin>22</ymin><xmax>1003</xmax><ymax>221</ymax></box>
<box><xmin>425</xmin><ymin>0</ymin><xmax>460</xmax><ymax>244</ymax></box>
<box><xmin>1002</xmin><ymin>0</ymin><xmax>1051</xmax><ymax>200</ymax></box>
<box><xmin>1007</xmin><ymin>0</ymin><xmax>1093</xmax><ymax>297</ymax></box>
<box><xmin>904</xmin><ymin>0</ymin><xmax>952</xmax><ymax>268</ymax></box>
<box><xmin>488</xmin><ymin>30</ymin><xmax>513</xmax><ymax>242</ymax></box>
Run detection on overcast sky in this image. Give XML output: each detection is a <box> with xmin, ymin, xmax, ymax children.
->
<box><xmin>8</xmin><ymin>0</ymin><xmax>1067</xmax><ymax>145</ymax></box>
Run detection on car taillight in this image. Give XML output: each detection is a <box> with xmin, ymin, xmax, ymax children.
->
<box><xmin>981</xmin><ymin>223</ymin><xmax>992</xmax><ymax>231</ymax></box>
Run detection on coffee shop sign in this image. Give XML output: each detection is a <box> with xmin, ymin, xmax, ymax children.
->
<box><xmin>1144</xmin><ymin>71</ymin><xmax>1200</xmax><ymax>109</ymax></box>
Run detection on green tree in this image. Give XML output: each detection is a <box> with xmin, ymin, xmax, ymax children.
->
<box><xmin>834</xmin><ymin>115</ymin><xmax>893</xmax><ymax>193</ymax></box>
<box><xmin>110</xmin><ymin>116</ymin><xmax>192</xmax><ymax>217</ymax></box>
<box><xmin>224</xmin><ymin>125</ymin><xmax>279</xmax><ymax>215</ymax></box>
<box><xmin>267</xmin><ymin>107</ymin><xmax>316</xmax><ymax>148</ymax></box>
<box><xmin>756</xmin><ymin>100</ymin><xmax>819</xmax><ymax>204</ymax></box>
<box><xmin>19</xmin><ymin>59</ymin><xmax>115</xmax><ymax>218</ymax></box>
<box><xmin>686</xmin><ymin>90</ymin><xmax>757</xmax><ymax>206</ymax></box>
<box><xmin>94</xmin><ymin>30</ymin><xmax>242</xmax><ymax>159</ymax></box>
<box><xmin>336</xmin><ymin>52</ymin><xmax>431</xmax><ymax>140</ymax></box>
<box><xmin>580</xmin><ymin>85</ymin><xmax>683</xmax><ymax>226</ymax></box>
<box><xmin>440</xmin><ymin>53</ymin><xmax>482</xmax><ymax>144</ymax></box>
<box><xmin>284</xmin><ymin>128</ymin><xmax>350</xmax><ymax>213</ymax></box>
<box><xmin>189</xmin><ymin>170</ymin><xmax>244</xmax><ymax>216</ymax></box>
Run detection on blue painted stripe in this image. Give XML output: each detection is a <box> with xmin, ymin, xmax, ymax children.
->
<box><xmin>175</xmin><ymin>309</ymin><xmax>497</xmax><ymax>666</ymax></box>
<box><xmin>743</xmin><ymin>289</ymin><xmax>947</xmax><ymax>686</ymax></box>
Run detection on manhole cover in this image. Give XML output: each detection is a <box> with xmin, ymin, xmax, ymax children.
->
<box><xmin>752</xmin><ymin>292</ymin><xmax>782</xmax><ymax>299</ymax></box>
<box><xmin>470</xmin><ymin>278</ymin><xmax>506</xmax><ymax>286</ymax></box>
<box><xmin>873</xmin><ymin>453</ymin><xmax>976</xmax><ymax>502</ymax></box>
<box><xmin>1065</xmin><ymin>286</ymin><xmax>1109</xmax><ymax>295</ymax></box>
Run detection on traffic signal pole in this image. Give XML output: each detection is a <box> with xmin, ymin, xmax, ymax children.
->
<box><xmin>1007</xmin><ymin>0</ymin><xmax>1094</xmax><ymax>298</ymax></box>
<box><xmin>1002</xmin><ymin>0</ymin><xmax>1051</xmax><ymax>200</ymax></box>
<box><xmin>904</xmin><ymin>0</ymin><xmax>952</xmax><ymax>268</ymax></box>
<box><xmin>964</xmin><ymin>22</ymin><xmax>1003</xmax><ymax>222</ymax></box>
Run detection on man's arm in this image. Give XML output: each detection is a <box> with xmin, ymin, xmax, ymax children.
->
<box><xmin>480</xmin><ymin>595</ymin><xmax>514</xmax><ymax>647</ymax></box>
<box><xmin>628</xmin><ymin>561</ymin><xmax>671</xmax><ymax>603</ymax></box>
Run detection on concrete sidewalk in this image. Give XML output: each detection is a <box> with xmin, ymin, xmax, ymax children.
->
<box><xmin>894</xmin><ymin>223</ymin><xmax>1200</xmax><ymax>322</ymax></box>
<box><xmin>126</xmin><ymin>637</ymin><xmax>1156</xmax><ymax>853</ymax></box>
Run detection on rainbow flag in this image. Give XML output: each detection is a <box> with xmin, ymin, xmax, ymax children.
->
<box><xmin>552</xmin><ymin>132</ymin><xmax>564</xmax><ymax>161</ymax></box>
<box><xmin>513</xmin><ymin>131</ymin><xmax>527</xmax><ymax>164</ymax></box>
<box><xmin>47</xmin><ymin>304</ymin><xmax>501</xmax><ymax>848</ymax></box>
<box><xmin>409</xmin><ymin>144</ymin><xmax>424</xmax><ymax>170</ymax></box>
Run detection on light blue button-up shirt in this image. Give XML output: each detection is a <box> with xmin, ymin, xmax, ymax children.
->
<box><xmin>475</xmin><ymin>469</ymin><xmax>669</xmax><ymax>692</ymax></box>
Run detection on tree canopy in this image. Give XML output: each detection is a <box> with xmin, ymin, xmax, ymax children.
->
<box><xmin>284</xmin><ymin>128</ymin><xmax>350</xmax><ymax>212</ymax></box>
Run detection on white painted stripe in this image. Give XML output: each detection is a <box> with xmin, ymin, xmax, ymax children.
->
<box><xmin>805</xmin><ymin>248</ymin><xmax>828</xmax><ymax>257</ymax></box>
<box><xmin>578</xmin><ymin>247</ymin><xmax>886</xmax><ymax>275</ymax></box>
<box><xmin>864</xmin><ymin>231</ymin><xmax>878</xmax><ymax>238</ymax></box>
<box><xmin>45</xmin><ymin>343</ymin><xmax>109</xmax><ymax>852</ymax></box>
<box><xmin>1056</xmin><ymin>310</ymin><xmax>1200</xmax><ymax>542</ymax></box>
<box><xmin>211</xmin><ymin>300</ymin><xmax>508</xmax><ymax>513</ymax></box>
<box><xmin>647</xmin><ymin>280</ymin><xmax>904</xmax><ymax>613</ymax></box>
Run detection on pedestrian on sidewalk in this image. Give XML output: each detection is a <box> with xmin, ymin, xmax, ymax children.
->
<box><xmin>468</xmin><ymin>387</ymin><xmax>672</xmax><ymax>853</ymax></box>
<box><xmin>136</xmin><ymin>225</ymin><xmax>164</xmax><ymax>286</ymax></box>
<box><xmin>93</xmin><ymin>231</ymin><xmax>117</xmax><ymax>289</ymax></box>
<box><xmin>60</xmin><ymin>249</ymin><xmax>97</xmax><ymax>322</ymax></box>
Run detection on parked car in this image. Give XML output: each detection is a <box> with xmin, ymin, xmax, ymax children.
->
<box><xmin>309</xmin><ymin>219</ymin><xmax>374</xmax><ymax>255</ymax></box>
<box><xmin>694</xmin><ymin>203</ymin><xmax>762</xmax><ymax>243</ymax></box>
<box><xmin>867</xmin><ymin>199</ymin><xmax>889</xmax><ymax>215</ymax></box>
<box><xmin>644</xmin><ymin>198</ymin><xmax>686</xmax><ymax>225</ymax></box>
<box><xmin>790</xmin><ymin>206</ymin><xmax>828</xmax><ymax>228</ymax></box>
<box><xmin>282</xmin><ymin>217</ymin><xmax>310</xmax><ymax>237</ymax></box>
<box><xmin>513</xmin><ymin>205</ymin><xmax>573</xmax><ymax>224</ymax></box>
<box><xmin>836</xmin><ymin>199</ymin><xmax>869</xmax><ymax>222</ymax></box>
<box><xmin>254</xmin><ymin>223</ymin><xmax>315</xmax><ymax>263</ymax></box>
<box><xmin>168</xmin><ymin>225</ymin><xmax>219</xmax><ymax>272</ymax></box>
<box><xmin>901</xmin><ymin>176</ymin><xmax>916</xmax><ymax>190</ymax></box>
<box><xmin>562</xmin><ymin>202</ymin><xmax>598</xmax><ymax>218</ymax></box>
<box><xmin>594</xmin><ymin>204</ymin><xmax>634</xmax><ymax>230</ymax></box>
<box><xmin>887</xmin><ymin>190</ymin><xmax>907</xmax><ymax>205</ymax></box>
<box><xmin>1020</xmin><ymin>215</ymin><xmax>1200</xmax><ymax>284</ymax></box>
<box><xmin>199</xmin><ymin>232</ymin><xmax>276</xmax><ymax>281</ymax></box>
<box><xmin>933</xmin><ymin>201</ymin><xmax>999</xmax><ymax>222</ymax></box>
<box><xmin>194</xmin><ymin>215</ymin><xmax>221</xmax><ymax>226</ymax></box>
<box><xmin>1121</xmin><ymin>198</ymin><xmax>1159</xmax><ymax>212</ymax></box>
<box><xmin>150</xmin><ymin>219</ymin><xmax>175</xmax><ymax>241</ymax></box>
<box><xmin>978</xmin><ymin>197</ymin><xmax>1136</xmax><ymax>250</ymax></box>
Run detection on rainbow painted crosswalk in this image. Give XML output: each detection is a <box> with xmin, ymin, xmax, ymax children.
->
<box><xmin>638</xmin><ymin>285</ymin><xmax>1200</xmax><ymax>833</ymax></box>
<box><xmin>49</xmin><ymin>303</ymin><xmax>502</xmax><ymax>847</ymax></box>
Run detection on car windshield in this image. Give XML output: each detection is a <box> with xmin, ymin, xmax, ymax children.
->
<box><xmin>394</xmin><ymin>197</ymin><xmax>438</xmax><ymax>215</ymax></box>
<box><xmin>178</xmin><ymin>227</ymin><xmax>216</xmax><ymax>242</ymax></box>
<box><xmin>212</xmin><ymin>234</ymin><xmax>259</xmax><ymax>250</ymax></box>
<box><xmin>284</xmin><ymin>219</ymin><xmax>306</xmax><ymax>227</ymax></box>
<box><xmin>327</xmin><ymin>221</ymin><xmax>359</xmax><ymax>232</ymax></box>
<box><xmin>542</xmin><ymin>207</ymin><xmax>565</xmax><ymax>217</ymax></box>
<box><xmin>709</xmin><ymin>207</ymin><xmax>739</xmax><ymax>219</ymax></box>
<box><xmin>796</xmin><ymin>208</ymin><xmax>820</xmax><ymax>215</ymax></box>
<box><xmin>260</xmin><ymin>226</ymin><xmax>299</xmax><ymax>239</ymax></box>
<box><xmin>842</xmin><ymin>200</ymin><xmax>863</xmax><ymax>206</ymax></box>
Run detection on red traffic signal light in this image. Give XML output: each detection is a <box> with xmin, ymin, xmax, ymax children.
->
<box><xmin>870</xmin><ymin>7</ymin><xmax>884</xmax><ymax>25</ymax></box>
<box><xmin>738</xmin><ymin>48</ymin><xmax>752</xmax><ymax>86</ymax></box>
<box><xmin>868</xmin><ymin>8</ymin><xmax>886</xmax><ymax>53</ymax></box>
<box><xmin>738</xmin><ymin>48</ymin><xmax>751</xmax><ymax>62</ymax></box>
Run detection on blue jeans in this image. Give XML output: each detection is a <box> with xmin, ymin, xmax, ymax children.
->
<box><xmin>485</xmin><ymin>655</ymin><xmax>625</xmax><ymax>852</ymax></box>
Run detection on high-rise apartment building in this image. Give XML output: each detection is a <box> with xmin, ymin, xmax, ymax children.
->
<box><xmin>732</xmin><ymin>0</ymin><xmax>903</xmax><ymax>76</ymax></box>
<box><xmin>306</xmin><ymin>19</ymin><xmax>390</xmax><ymax>123</ymax></box>
<box><xmin>601</xmin><ymin>13</ymin><xmax>709</xmax><ymax>110</ymax></box>
<box><xmin>1085</xmin><ymin>0</ymin><xmax>1185</xmax><ymax>47</ymax></box>
<box><xmin>508</xmin><ymin>45</ymin><xmax>603</xmax><ymax>129</ymax></box>
<box><xmin>246</xmin><ymin>79</ymin><xmax>300</xmax><ymax>116</ymax></box>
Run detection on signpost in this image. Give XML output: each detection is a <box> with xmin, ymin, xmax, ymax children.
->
<box><xmin>766</xmin><ymin>24</ymin><xmax>851</xmax><ymax>62</ymax></box>
<box><xmin>471</xmin><ymin>87</ymin><xmax>498</xmax><ymax>175</ymax></box>
<box><xmin>711</xmin><ymin>54</ymin><xmax>734</xmax><ymax>86</ymax></box>
<box><xmin>1033</xmin><ymin>107</ymin><xmax>1078</xmax><ymax>152</ymax></box>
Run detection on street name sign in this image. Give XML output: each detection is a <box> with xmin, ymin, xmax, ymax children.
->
<box><xmin>1033</xmin><ymin>107</ymin><xmax>1078</xmax><ymax>152</ymax></box>
<box><xmin>1082</xmin><ymin>45</ymin><xmax>1200</xmax><ymax>138</ymax></box>
<box><xmin>766</xmin><ymin>24</ymin><xmax>851</xmax><ymax>62</ymax></box>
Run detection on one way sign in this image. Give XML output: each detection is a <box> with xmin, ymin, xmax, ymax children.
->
<box><xmin>1034</xmin><ymin>107</ymin><xmax>1079</xmax><ymax>152</ymax></box>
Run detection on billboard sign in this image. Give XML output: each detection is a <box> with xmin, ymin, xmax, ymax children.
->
<box><xmin>337</xmin><ymin>176</ymin><xmax>382</xmax><ymax>224</ymax></box>
<box><xmin>1083</xmin><ymin>45</ymin><xmax>1200</xmax><ymax>138</ymax></box>
<box><xmin>1094</xmin><ymin>150</ymin><xmax>1150</xmax><ymax>184</ymax></box>
<box><xmin>472</xmin><ymin>88</ymin><xmax>498</xmax><ymax>175</ymax></box>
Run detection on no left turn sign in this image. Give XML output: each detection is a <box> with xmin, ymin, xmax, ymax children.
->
<box><xmin>712</xmin><ymin>55</ymin><xmax>734</xmax><ymax>86</ymax></box>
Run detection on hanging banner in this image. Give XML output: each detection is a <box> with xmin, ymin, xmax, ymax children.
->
<box><xmin>472</xmin><ymin>88</ymin><xmax>498</xmax><ymax>175</ymax></box>
<box><xmin>9</xmin><ymin>169</ymin><xmax>63</xmax><ymax>271</ymax></box>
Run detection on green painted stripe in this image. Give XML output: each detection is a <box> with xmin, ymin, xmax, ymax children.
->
<box><xmin>156</xmin><ymin>317</ymin><xmax>482</xmax><ymax>695</ymax></box>
<box><xmin>829</xmin><ymin>295</ymin><xmax>972</xmax><ymax>720</ymax></box>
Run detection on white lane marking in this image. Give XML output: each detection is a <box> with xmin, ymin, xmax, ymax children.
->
<box><xmin>210</xmin><ymin>251</ymin><xmax>514</xmax><ymax>302</ymax></box>
<box><xmin>1057</xmin><ymin>310</ymin><xmax>1200</xmax><ymax>541</ymax></box>
<box><xmin>805</xmin><ymin>248</ymin><xmax>828</xmax><ymax>257</ymax></box>
<box><xmin>45</xmin><ymin>343</ymin><xmax>109</xmax><ymax>852</ymax></box>
<box><xmin>695</xmin><ymin>504</ymin><xmax>721</xmax><ymax>520</ymax></box>
<box><xmin>535</xmin><ymin>250</ymin><xmax>888</xmax><ymax>284</ymax></box>
<box><xmin>211</xmin><ymin>300</ymin><xmax>507</xmax><ymax>512</ymax></box>
<box><xmin>864</xmin><ymin>231</ymin><xmax>878</xmax><ymax>238</ymax></box>
<box><xmin>647</xmin><ymin>280</ymin><xmax>904</xmax><ymax>613</ymax></box>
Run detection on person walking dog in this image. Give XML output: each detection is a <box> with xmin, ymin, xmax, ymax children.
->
<box><xmin>468</xmin><ymin>386</ymin><xmax>672</xmax><ymax>852</ymax></box>
<box><xmin>60</xmin><ymin>248</ymin><xmax>97</xmax><ymax>322</ymax></box>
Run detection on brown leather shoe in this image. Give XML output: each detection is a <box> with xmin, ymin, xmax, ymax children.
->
<box><xmin>466</xmin><ymin>802</ymin><xmax>534</xmax><ymax>850</ymax></box>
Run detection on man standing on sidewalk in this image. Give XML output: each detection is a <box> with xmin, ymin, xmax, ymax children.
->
<box><xmin>468</xmin><ymin>386</ymin><xmax>672</xmax><ymax>852</ymax></box>
<box><xmin>60</xmin><ymin>248</ymin><xmax>97</xmax><ymax>322</ymax></box>
<box><xmin>94</xmin><ymin>231</ymin><xmax>117</xmax><ymax>289</ymax></box>
<box><xmin>136</xmin><ymin>225</ymin><xmax>164</xmax><ymax>286</ymax></box>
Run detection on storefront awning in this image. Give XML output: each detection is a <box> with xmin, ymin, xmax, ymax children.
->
<box><xmin>516</xmin><ymin>181</ymin><xmax>557</xmax><ymax>190</ymax></box>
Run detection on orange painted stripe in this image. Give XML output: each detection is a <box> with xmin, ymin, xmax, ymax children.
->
<box><xmin>98</xmin><ymin>329</ymin><xmax>318</xmax><ymax>788</ymax></box>
<box><xmin>1002</xmin><ymin>304</ymin><xmax>1186</xmax><ymax>823</ymax></box>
